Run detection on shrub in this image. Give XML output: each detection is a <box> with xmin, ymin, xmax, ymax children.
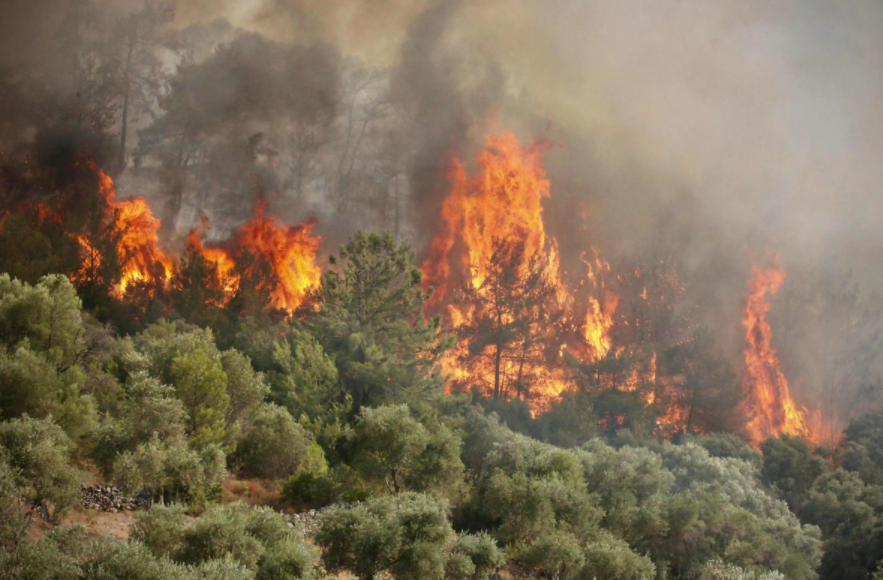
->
<box><xmin>233</xmin><ymin>404</ymin><xmax>312</xmax><ymax>480</ymax></box>
<box><xmin>316</xmin><ymin>492</ymin><xmax>453</xmax><ymax>580</ymax></box>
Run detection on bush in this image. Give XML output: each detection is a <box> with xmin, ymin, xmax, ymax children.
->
<box><xmin>233</xmin><ymin>404</ymin><xmax>312</xmax><ymax>480</ymax></box>
<box><xmin>175</xmin><ymin>502</ymin><xmax>316</xmax><ymax>578</ymax></box>
<box><xmin>256</xmin><ymin>537</ymin><xmax>318</xmax><ymax>580</ymax></box>
<box><xmin>349</xmin><ymin>405</ymin><xmax>463</xmax><ymax>496</ymax></box>
<box><xmin>81</xmin><ymin>538</ymin><xmax>191</xmax><ymax>580</ymax></box>
<box><xmin>0</xmin><ymin>415</ymin><xmax>80</xmax><ymax>517</ymax></box>
<box><xmin>316</xmin><ymin>492</ymin><xmax>453</xmax><ymax>580</ymax></box>
<box><xmin>579</xmin><ymin>532</ymin><xmax>655</xmax><ymax>580</ymax></box>
<box><xmin>513</xmin><ymin>531</ymin><xmax>585</xmax><ymax>580</ymax></box>
<box><xmin>446</xmin><ymin>532</ymin><xmax>504</xmax><ymax>580</ymax></box>
<box><xmin>132</xmin><ymin>504</ymin><xmax>188</xmax><ymax>559</ymax></box>
<box><xmin>178</xmin><ymin>504</ymin><xmax>265</xmax><ymax>569</ymax></box>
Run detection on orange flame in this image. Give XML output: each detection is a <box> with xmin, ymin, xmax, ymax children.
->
<box><xmin>185</xmin><ymin>219</ymin><xmax>240</xmax><ymax>300</ymax></box>
<box><xmin>86</xmin><ymin>161</ymin><xmax>172</xmax><ymax>293</ymax></box>
<box><xmin>423</xmin><ymin>130</ymin><xmax>617</xmax><ymax>410</ymax></box>
<box><xmin>742</xmin><ymin>259</ymin><xmax>816</xmax><ymax>445</ymax></box>
<box><xmin>238</xmin><ymin>199</ymin><xmax>321</xmax><ymax>312</ymax></box>
<box><xmin>186</xmin><ymin>201</ymin><xmax>321</xmax><ymax>314</ymax></box>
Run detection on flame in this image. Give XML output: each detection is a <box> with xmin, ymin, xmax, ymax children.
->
<box><xmin>186</xmin><ymin>201</ymin><xmax>321</xmax><ymax>314</ymax></box>
<box><xmin>185</xmin><ymin>220</ymin><xmax>240</xmax><ymax>300</ymax></box>
<box><xmin>586</xmin><ymin>291</ymin><xmax>618</xmax><ymax>358</ymax></box>
<box><xmin>742</xmin><ymin>259</ymin><xmax>816</xmax><ymax>445</ymax></box>
<box><xmin>424</xmin><ymin>132</ymin><xmax>553</xmax><ymax>303</ymax></box>
<box><xmin>423</xmin><ymin>130</ymin><xmax>617</xmax><ymax>410</ymax></box>
<box><xmin>86</xmin><ymin>161</ymin><xmax>172</xmax><ymax>293</ymax></box>
<box><xmin>238</xmin><ymin>199</ymin><xmax>321</xmax><ymax>312</ymax></box>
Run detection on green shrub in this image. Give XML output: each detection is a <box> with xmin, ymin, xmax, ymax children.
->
<box><xmin>233</xmin><ymin>404</ymin><xmax>312</xmax><ymax>480</ymax></box>
<box><xmin>0</xmin><ymin>415</ymin><xmax>80</xmax><ymax>517</ymax></box>
<box><xmin>316</xmin><ymin>492</ymin><xmax>453</xmax><ymax>580</ymax></box>
<box><xmin>132</xmin><ymin>504</ymin><xmax>187</xmax><ymax>559</ymax></box>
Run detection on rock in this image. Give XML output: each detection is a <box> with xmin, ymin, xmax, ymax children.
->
<box><xmin>80</xmin><ymin>484</ymin><xmax>143</xmax><ymax>512</ymax></box>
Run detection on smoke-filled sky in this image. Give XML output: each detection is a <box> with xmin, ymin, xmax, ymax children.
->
<box><xmin>153</xmin><ymin>0</ymin><xmax>883</xmax><ymax>282</ymax></box>
<box><xmin>3</xmin><ymin>0</ymin><xmax>883</xmax><ymax>417</ymax></box>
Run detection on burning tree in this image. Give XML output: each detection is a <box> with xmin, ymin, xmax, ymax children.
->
<box><xmin>455</xmin><ymin>238</ymin><xmax>563</xmax><ymax>403</ymax></box>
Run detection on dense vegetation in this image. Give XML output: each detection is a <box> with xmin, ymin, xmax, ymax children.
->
<box><xmin>0</xmin><ymin>230</ymin><xmax>881</xmax><ymax>580</ymax></box>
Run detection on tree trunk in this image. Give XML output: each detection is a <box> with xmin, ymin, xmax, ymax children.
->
<box><xmin>493</xmin><ymin>345</ymin><xmax>502</xmax><ymax>400</ymax></box>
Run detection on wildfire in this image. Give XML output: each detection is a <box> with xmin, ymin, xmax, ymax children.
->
<box><xmin>423</xmin><ymin>130</ymin><xmax>617</xmax><ymax>410</ymax></box>
<box><xmin>742</xmin><ymin>259</ymin><xmax>815</xmax><ymax>445</ymax></box>
<box><xmin>186</xmin><ymin>200</ymin><xmax>321</xmax><ymax>314</ymax></box>
<box><xmin>238</xmin><ymin>199</ymin><xmax>321</xmax><ymax>312</ymax></box>
<box><xmin>185</xmin><ymin>218</ymin><xmax>240</xmax><ymax>299</ymax></box>
<box><xmin>87</xmin><ymin>161</ymin><xmax>172</xmax><ymax>293</ymax></box>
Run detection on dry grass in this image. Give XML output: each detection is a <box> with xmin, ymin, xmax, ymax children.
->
<box><xmin>221</xmin><ymin>476</ymin><xmax>287</xmax><ymax>511</ymax></box>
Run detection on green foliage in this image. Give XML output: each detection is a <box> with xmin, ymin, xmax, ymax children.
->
<box><xmin>512</xmin><ymin>530</ymin><xmax>585</xmax><ymax>580</ymax></box>
<box><xmin>349</xmin><ymin>404</ymin><xmax>463</xmax><ymax>496</ymax></box>
<box><xmin>0</xmin><ymin>274</ymin><xmax>86</xmax><ymax>366</ymax></box>
<box><xmin>132</xmin><ymin>503</ymin><xmax>188</xmax><ymax>559</ymax></box>
<box><xmin>114</xmin><ymin>435</ymin><xmax>225</xmax><ymax>504</ymax></box>
<box><xmin>221</xmin><ymin>349</ymin><xmax>269</xmax><ymax>435</ymax></box>
<box><xmin>256</xmin><ymin>537</ymin><xmax>318</xmax><ymax>580</ymax></box>
<box><xmin>192</xmin><ymin>556</ymin><xmax>257</xmax><ymax>580</ymax></box>
<box><xmin>842</xmin><ymin>413</ymin><xmax>883</xmax><ymax>484</ymax></box>
<box><xmin>232</xmin><ymin>404</ymin><xmax>313</xmax><ymax>480</ymax></box>
<box><xmin>801</xmin><ymin>468</ymin><xmax>883</xmax><ymax>580</ymax></box>
<box><xmin>127</xmin><ymin>322</ymin><xmax>270</xmax><ymax>450</ymax></box>
<box><xmin>81</xmin><ymin>538</ymin><xmax>192</xmax><ymax>580</ymax></box>
<box><xmin>316</xmin><ymin>491</ymin><xmax>453</xmax><ymax>580</ymax></box>
<box><xmin>0</xmin><ymin>274</ymin><xmax>103</xmax><ymax>438</ymax></box>
<box><xmin>445</xmin><ymin>532</ymin><xmax>504</xmax><ymax>580</ymax></box>
<box><xmin>760</xmin><ymin>435</ymin><xmax>829</xmax><ymax>511</ymax></box>
<box><xmin>5</xmin><ymin>526</ymin><xmax>85</xmax><ymax>580</ymax></box>
<box><xmin>171</xmin><ymin>347</ymin><xmax>231</xmax><ymax>448</ymax></box>
<box><xmin>174</xmin><ymin>502</ymin><xmax>317</xmax><ymax>578</ymax></box>
<box><xmin>579</xmin><ymin>531</ymin><xmax>656</xmax><ymax>580</ymax></box>
<box><xmin>700</xmin><ymin>560</ymin><xmax>785</xmax><ymax>580</ymax></box>
<box><xmin>689</xmin><ymin>432</ymin><xmax>763</xmax><ymax>468</ymax></box>
<box><xmin>270</xmin><ymin>328</ymin><xmax>339</xmax><ymax>420</ymax></box>
<box><xmin>308</xmin><ymin>231</ymin><xmax>452</xmax><ymax>412</ymax></box>
<box><xmin>460</xmin><ymin>410</ymin><xmax>820</xmax><ymax>580</ymax></box>
<box><xmin>0</xmin><ymin>415</ymin><xmax>80</xmax><ymax>516</ymax></box>
<box><xmin>90</xmin><ymin>371</ymin><xmax>188</xmax><ymax>475</ymax></box>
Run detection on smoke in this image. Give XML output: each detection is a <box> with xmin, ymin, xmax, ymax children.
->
<box><xmin>4</xmin><ymin>0</ymin><xmax>883</xmax><ymax>426</ymax></box>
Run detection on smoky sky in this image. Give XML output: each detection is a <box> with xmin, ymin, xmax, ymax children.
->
<box><xmin>164</xmin><ymin>0</ymin><xmax>883</xmax><ymax>277</ymax></box>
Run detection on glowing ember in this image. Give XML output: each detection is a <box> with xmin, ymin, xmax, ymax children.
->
<box><xmin>87</xmin><ymin>161</ymin><xmax>172</xmax><ymax>293</ymax></box>
<box><xmin>742</xmin><ymin>259</ymin><xmax>816</xmax><ymax>445</ymax></box>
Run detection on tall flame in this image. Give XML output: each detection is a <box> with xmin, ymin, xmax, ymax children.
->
<box><xmin>424</xmin><ymin>132</ymin><xmax>553</xmax><ymax>303</ymax></box>
<box><xmin>87</xmin><ymin>161</ymin><xmax>172</xmax><ymax>293</ymax></box>
<box><xmin>742</xmin><ymin>259</ymin><xmax>814</xmax><ymax>445</ymax></box>
<box><xmin>423</xmin><ymin>131</ymin><xmax>617</xmax><ymax>410</ymax></box>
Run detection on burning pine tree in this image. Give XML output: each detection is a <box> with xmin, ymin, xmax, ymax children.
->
<box><xmin>423</xmin><ymin>131</ymin><xmax>618</xmax><ymax>411</ymax></box>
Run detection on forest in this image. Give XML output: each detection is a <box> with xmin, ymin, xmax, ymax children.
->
<box><xmin>3</xmin><ymin>1</ymin><xmax>883</xmax><ymax>580</ymax></box>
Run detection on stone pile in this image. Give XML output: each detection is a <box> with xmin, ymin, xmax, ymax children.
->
<box><xmin>80</xmin><ymin>484</ymin><xmax>146</xmax><ymax>512</ymax></box>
